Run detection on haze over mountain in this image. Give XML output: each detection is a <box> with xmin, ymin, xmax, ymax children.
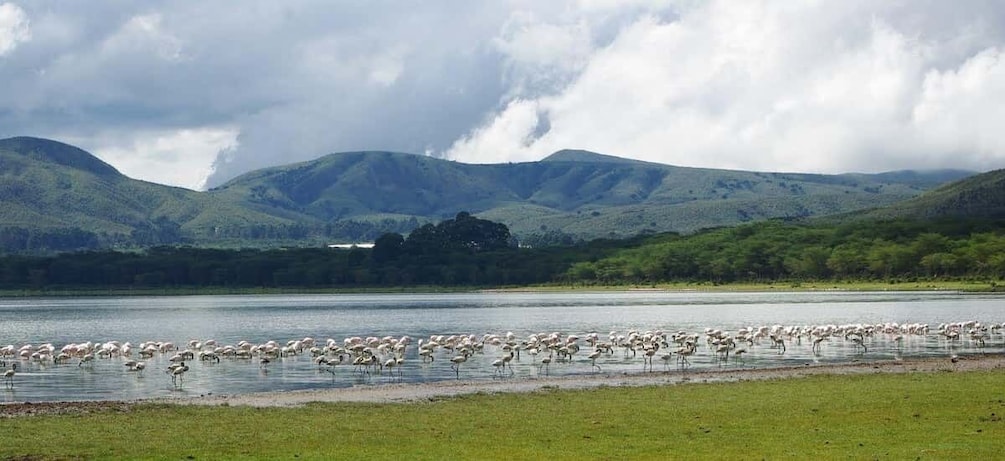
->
<box><xmin>0</xmin><ymin>136</ymin><xmax>979</xmax><ymax>254</ymax></box>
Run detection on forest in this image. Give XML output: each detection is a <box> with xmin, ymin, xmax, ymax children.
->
<box><xmin>565</xmin><ymin>218</ymin><xmax>1005</xmax><ymax>284</ymax></box>
<box><xmin>0</xmin><ymin>213</ymin><xmax>1003</xmax><ymax>291</ymax></box>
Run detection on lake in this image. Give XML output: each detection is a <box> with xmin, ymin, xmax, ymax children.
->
<box><xmin>1</xmin><ymin>291</ymin><xmax>1002</xmax><ymax>403</ymax></box>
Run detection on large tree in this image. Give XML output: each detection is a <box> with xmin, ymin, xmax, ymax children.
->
<box><xmin>404</xmin><ymin>212</ymin><xmax>512</xmax><ymax>254</ymax></box>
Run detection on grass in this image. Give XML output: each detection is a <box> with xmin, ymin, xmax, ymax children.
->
<box><xmin>0</xmin><ymin>285</ymin><xmax>471</xmax><ymax>298</ymax></box>
<box><xmin>3</xmin><ymin>370</ymin><xmax>1003</xmax><ymax>459</ymax></box>
<box><xmin>506</xmin><ymin>279</ymin><xmax>1003</xmax><ymax>293</ymax></box>
<box><xmin>3</xmin><ymin>279</ymin><xmax>998</xmax><ymax>298</ymax></box>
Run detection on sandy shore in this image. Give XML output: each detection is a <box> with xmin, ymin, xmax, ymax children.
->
<box><xmin>3</xmin><ymin>353</ymin><xmax>1002</xmax><ymax>417</ymax></box>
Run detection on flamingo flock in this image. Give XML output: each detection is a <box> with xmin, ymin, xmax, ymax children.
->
<box><xmin>1</xmin><ymin>320</ymin><xmax>1002</xmax><ymax>395</ymax></box>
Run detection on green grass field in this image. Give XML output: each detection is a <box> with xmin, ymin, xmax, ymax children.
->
<box><xmin>3</xmin><ymin>369</ymin><xmax>1003</xmax><ymax>460</ymax></box>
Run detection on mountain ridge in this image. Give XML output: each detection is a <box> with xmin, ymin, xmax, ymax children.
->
<box><xmin>0</xmin><ymin>136</ymin><xmax>985</xmax><ymax>253</ymax></box>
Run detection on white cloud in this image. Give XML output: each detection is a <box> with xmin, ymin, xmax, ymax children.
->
<box><xmin>494</xmin><ymin>12</ymin><xmax>593</xmax><ymax>96</ymax></box>
<box><xmin>4</xmin><ymin>1</ymin><xmax>1005</xmax><ymax>191</ymax></box>
<box><xmin>446</xmin><ymin>99</ymin><xmax>544</xmax><ymax>163</ymax></box>
<box><xmin>103</xmin><ymin>14</ymin><xmax>185</xmax><ymax>61</ymax></box>
<box><xmin>0</xmin><ymin>2</ymin><xmax>30</xmax><ymax>56</ymax></box>
<box><xmin>447</xmin><ymin>1</ymin><xmax>1005</xmax><ymax>174</ymax></box>
<box><xmin>912</xmin><ymin>47</ymin><xmax>1005</xmax><ymax>164</ymax></box>
<box><xmin>69</xmin><ymin>127</ymin><xmax>239</xmax><ymax>190</ymax></box>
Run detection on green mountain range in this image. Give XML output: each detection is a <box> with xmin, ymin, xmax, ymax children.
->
<box><xmin>0</xmin><ymin>136</ymin><xmax>980</xmax><ymax>253</ymax></box>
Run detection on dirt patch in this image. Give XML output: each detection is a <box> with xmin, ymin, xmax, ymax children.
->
<box><xmin>0</xmin><ymin>400</ymin><xmax>134</xmax><ymax>419</ymax></box>
<box><xmin>4</xmin><ymin>353</ymin><xmax>1002</xmax><ymax>416</ymax></box>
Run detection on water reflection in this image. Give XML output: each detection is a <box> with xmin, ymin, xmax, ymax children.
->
<box><xmin>1</xmin><ymin>291</ymin><xmax>1003</xmax><ymax>403</ymax></box>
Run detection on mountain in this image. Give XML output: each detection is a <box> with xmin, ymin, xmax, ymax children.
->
<box><xmin>853</xmin><ymin>168</ymin><xmax>1005</xmax><ymax>220</ymax></box>
<box><xmin>0</xmin><ymin>137</ymin><xmax>299</xmax><ymax>252</ymax></box>
<box><xmin>0</xmin><ymin>136</ymin><xmax>977</xmax><ymax>253</ymax></box>
<box><xmin>211</xmin><ymin>148</ymin><xmax>972</xmax><ymax>239</ymax></box>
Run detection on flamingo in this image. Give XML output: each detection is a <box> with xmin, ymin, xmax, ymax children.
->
<box><xmin>772</xmin><ymin>337</ymin><xmax>786</xmax><ymax>354</ymax></box>
<box><xmin>660</xmin><ymin>350</ymin><xmax>674</xmax><ymax>371</ymax></box>
<box><xmin>677</xmin><ymin>342</ymin><xmax>696</xmax><ymax>369</ymax></box>
<box><xmin>316</xmin><ymin>355</ymin><xmax>343</xmax><ymax>382</ymax></box>
<box><xmin>501</xmin><ymin>351</ymin><xmax>515</xmax><ymax>375</ymax></box>
<box><xmin>449</xmin><ymin>354</ymin><xmax>468</xmax><ymax>379</ymax></box>
<box><xmin>416</xmin><ymin>339</ymin><xmax>433</xmax><ymax>362</ymax></box>
<box><xmin>587</xmin><ymin>349</ymin><xmax>602</xmax><ymax>373</ymax></box>
<box><xmin>78</xmin><ymin>352</ymin><xmax>95</xmax><ymax>367</ymax></box>
<box><xmin>491</xmin><ymin>357</ymin><xmax>507</xmax><ymax>377</ymax></box>
<box><xmin>849</xmin><ymin>336</ymin><xmax>868</xmax><ymax>354</ymax></box>
<box><xmin>733</xmin><ymin>348</ymin><xmax>747</xmax><ymax>366</ymax></box>
<box><xmin>382</xmin><ymin>358</ymin><xmax>398</xmax><ymax>378</ymax></box>
<box><xmin>540</xmin><ymin>353</ymin><xmax>552</xmax><ymax>376</ymax></box>
<box><xmin>892</xmin><ymin>335</ymin><xmax>904</xmax><ymax>351</ymax></box>
<box><xmin>811</xmin><ymin>336</ymin><xmax>828</xmax><ymax>354</ymax></box>
<box><xmin>168</xmin><ymin>362</ymin><xmax>189</xmax><ymax>388</ymax></box>
<box><xmin>3</xmin><ymin>363</ymin><xmax>16</xmax><ymax>388</ymax></box>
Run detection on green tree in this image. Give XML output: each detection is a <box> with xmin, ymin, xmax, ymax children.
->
<box><xmin>827</xmin><ymin>244</ymin><xmax>867</xmax><ymax>277</ymax></box>
<box><xmin>372</xmin><ymin>233</ymin><xmax>404</xmax><ymax>263</ymax></box>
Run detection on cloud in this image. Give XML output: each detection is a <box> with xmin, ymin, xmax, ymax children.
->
<box><xmin>0</xmin><ymin>2</ymin><xmax>29</xmax><ymax>56</ymax></box>
<box><xmin>66</xmin><ymin>127</ymin><xmax>239</xmax><ymax>191</ymax></box>
<box><xmin>447</xmin><ymin>1</ymin><xmax>1005</xmax><ymax>174</ymax></box>
<box><xmin>3</xmin><ymin>1</ymin><xmax>1005</xmax><ymax>191</ymax></box>
<box><xmin>912</xmin><ymin>47</ymin><xmax>1005</xmax><ymax>163</ymax></box>
<box><xmin>193</xmin><ymin>2</ymin><xmax>520</xmax><ymax>187</ymax></box>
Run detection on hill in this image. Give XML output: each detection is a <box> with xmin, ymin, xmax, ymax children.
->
<box><xmin>211</xmin><ymin>148</ymin><xmax>972</xmax><ymax>240</ymax></box>
<box><xmin>854</xmin><ymin>168</ymin><xmax>1005</xmax><ymax>220</ymax></box>
<box><xmin>0</xmin><ymin>136</ymin><xmax>977</xmax><ymax>253</ymax></box>
<box><xmin>0</xmin><ymin>137</ymin><xmax>301</xmax><ymax>252</ymax></box>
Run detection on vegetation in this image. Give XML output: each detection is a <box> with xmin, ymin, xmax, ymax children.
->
<box><xmin>2</xmin><ymin>212</ymin><xmax>1005</xmax><ymax>291</ymax></box>
<box><xmin>0</xmin><ymin>136</ymin><xmax>972</xmax><ymax>254</ymax></box>
<box><xmin>2</xmin><ymin>370</ymin><xmax>1003</xmax><ymax>459</ymax></box>
<box><xmin>0</xmin><ymin>213</ymin><xmax>632</xmax><ymax>289</ymax></box>
<box><xmin>857</xmin><ymin>168</ymin><xmax>1005</xmax><ymax>220</ymax></box>
<box><xmin>565</xmin><ymin>218</ymin><xmax>1005</xmax><ymax>285</ymax></box>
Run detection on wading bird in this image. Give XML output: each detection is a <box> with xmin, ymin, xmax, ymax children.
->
<box><xmin>3</xmin><ymin>363</ymin><xmax>16</xmax><ymax>388</ymax></box>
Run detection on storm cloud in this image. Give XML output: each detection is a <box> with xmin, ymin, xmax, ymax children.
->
<box><xmin>2</xmin><ymin>1</ymin><xmax>1005</xmax><ymax>190</ymax></box>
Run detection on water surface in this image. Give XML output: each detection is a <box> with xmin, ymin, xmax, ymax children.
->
<box><xmin>1</xmin><ymin>291</ymin><xmax>1002</xmax><ymax>403</ymax></box>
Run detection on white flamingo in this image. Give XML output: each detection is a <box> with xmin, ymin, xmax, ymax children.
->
<box><xmin>3</xmin><ymin>363</ymin><xmax>16</xmax><ymax>388</ymax></box>
<box><xmin>449</xmin><ymin>353</ymin><xmax>468</xmax><ymax>378</ymax></box>
<box><xmin>168</xmin><ymin>362</ymin><xmax>189</xmax><ymax>388</ymax></box>
<box><xmin>587</xmin><ymin>349</ymin><xmax>602</xmax><ymax>373</ymax></box>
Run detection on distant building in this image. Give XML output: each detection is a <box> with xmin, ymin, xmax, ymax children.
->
<box><xmin>327</xmin><ymin>243</ymin><xmax>375</xmax><ymax>250</ymax></box>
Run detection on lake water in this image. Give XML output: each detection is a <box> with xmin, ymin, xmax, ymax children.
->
<box><xmin>1</xmin><ymin>291</ymin><xmax>1002</xmax><ymax>403</ymax></box>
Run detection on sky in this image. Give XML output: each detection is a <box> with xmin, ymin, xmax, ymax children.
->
<box><xmin>3</xmin><ymin>1</ymin><xmax>1005</xmax><ymax>190</ymax></box>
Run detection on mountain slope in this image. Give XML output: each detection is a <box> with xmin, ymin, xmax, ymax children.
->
<box><xmin>0</xmin><ymin>136</ymin><xmax>980</xmax><ymax>253</ymax></box>
<box><xmin>212</xmin><ymin>148</ymin><xmax>972</xmax><ymax>239</ymax></box>
<box><xmin>855</xmin><ymin>168</ymin><xmax>1005</xmax><ymax>220</ymax></box>
<box><xmin>0</xmin><ymin>137</ymin><xmax>301</xmax><ymax>252</ymax></box>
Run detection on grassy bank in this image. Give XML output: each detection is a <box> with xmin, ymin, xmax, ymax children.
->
<box><xmin>660</xmin><ymin>279</ymin><xmax>1003</xmax><ymax>292</ymax></box>
<box><xmin>1</xmin><ymin>279</ymin><xmax>1000</xmax><ymax>298</ymax></box>
<box><xmin>3</xmin><ymin>369</ymin><xmax>1003</xmax><ymax>459</ymax></box>
<box><xmin>507</xmin><ymin>279</ymin><xmax>1003</xmax><ymax>293</ymax></box>
<box><xmin>0</xmin><ymin>285</ymin><xmax>468</xmax><ymax>298</ymax></box>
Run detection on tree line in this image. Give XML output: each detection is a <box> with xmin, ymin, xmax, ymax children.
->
<box><xmin>0</xmin><ymin>214</ymin><xmax>1003</xmax><ymax>291</ymax></box>
<box><xmin>0</xmin><ymin>212</ymin><xmax>627</xmax><ymax>289</ymax></box>
<box><xmin>565</xmin><ymin>218</ymin><xmax>1005</xmax><ymax>284</ymax></box>
<box><xmin>0</xmin><ymin>218</ymin><xmax>427</xmax><ymax>254</ymax></box>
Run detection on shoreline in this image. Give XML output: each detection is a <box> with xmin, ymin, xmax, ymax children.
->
<box><xmin>174</xmin><ymin>353</ymin><xmax>1005</xmax><ymax>407</ymax></box>
<box><xmin>1</xmin><ymin>280</ymin><xmax>1001</xmax><ymax>298</ymax></box>
<box><xmin>4</xmin><ymin>353</ymin><xmax>1001</xmax><ymax>417</ymax></box>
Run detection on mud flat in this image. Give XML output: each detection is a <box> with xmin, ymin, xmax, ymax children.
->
<box><xmin>2</xmin><ymin>353</ymin><xmax>1002</xmax><ymax>418</ymax></box>
<box><xmin>170</xmin><ymin>353</ymin><xmax>1005</xmax><ymax>407</ymax></box>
